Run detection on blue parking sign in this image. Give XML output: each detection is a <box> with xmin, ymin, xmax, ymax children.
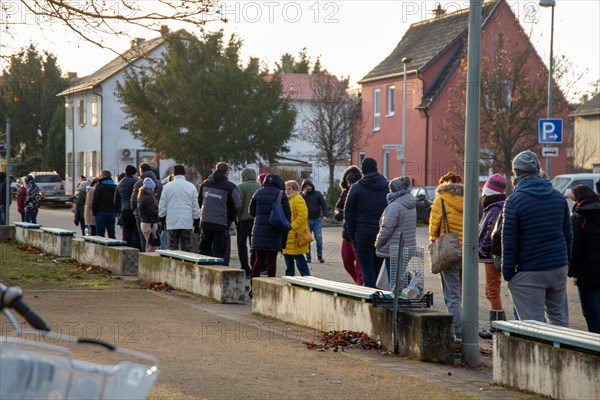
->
<box><xmin>538</xmin><ymin>118</ymin><xmax>563</xmax><ymax>144</ymax></box>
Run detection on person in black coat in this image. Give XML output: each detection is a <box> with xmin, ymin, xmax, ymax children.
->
<box><xmin>569</xmin><ymin>184</ymin><xmax>600</xmax><ymax>333</ymax></box>
<box><xmin>344</xmin><ymin>158</ymin><xmax>388</xmax><ymax>287</ymax></box>
<box><xmin>114</xmin><ymin>164</ymin><xmax>139</xmax><ymax>248</ymax></box>
<box><xmin>138</xmin><ymin>178</ymin><xmax>160</xmax><ymax>252</ymax></box>
<box><xmin>92</xmin><ymin>170</ymin><xmax>117</xmax><ymax>238</ymax></box>
<box><xmin>249</xmin><ymin>173</ymin><xmax>291</xmax><ymax>278</ymax></box>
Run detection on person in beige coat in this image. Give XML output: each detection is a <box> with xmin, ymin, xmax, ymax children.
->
<box><xmin>84</xmin><ymin>178</ymin><xmax>98</xmax><ymax>235</ymax></box>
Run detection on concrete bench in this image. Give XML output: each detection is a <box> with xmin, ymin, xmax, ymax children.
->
<box><xmin>82</xmin><ymin>236</ymin><xmax>128</xmax><ymax>246</ymax></box>
<box><xmin>13</xmin><ymin>224</ymin><xmax>76</xmax><ymax>257</ymax></box>
<box><xmin>156</xmin><ymin>250</ymin><xmax>224</xmax><ymax>264</ymax></box>
<box><xmin>282</xmin><ymin>276</ymin><xmax>394</xmax><ymax>301</ymax></box>
<box><xmin>14</xmin><ymin>222</ymin><xmax>42</xmax><ymax>229</ymax></box>
<box><xmin>253</xmin><ymin>278</ymin><xmax>454</xmax><ymax>363</ymax></box>
<box><xmin>41</xmin><ymin>227</ymin><xmax>76</xmax><ymax>236</ymax></box>
<box><xmin>491</xmin><ymin>320</ymin><xmax>600</xmax><ymax>399</ymax></box>
<box><xmin>71</xmin><ymin>238</ymin><xmax>138</xmax><ymax>276</ymax></box>
<box><xmin>138</xmin><ymin>252</ymin><xmax>244</xmax><ymax>304</ymax></box>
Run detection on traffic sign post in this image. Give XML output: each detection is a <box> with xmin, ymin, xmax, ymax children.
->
<box><xmin>538</xmin><ymin>118</ymin><xmax>563</xmax><ymax>143</ymax></box>
<box><xmin>541</xmin><ymin>147</ymin><xmax>559</xmax><ymax>157</ymax></box>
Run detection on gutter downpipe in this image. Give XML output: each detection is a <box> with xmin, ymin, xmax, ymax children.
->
<box><xmin>417</xmin><ymin>71</ymin><xmax>430</xmax><ymax>186</ymax></box>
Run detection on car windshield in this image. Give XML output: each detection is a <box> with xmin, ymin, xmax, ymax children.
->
<box><xmin>426</xmin><ymin>187</ymin><xmax>436</xmax><ymax>199</ymax></box>
<box><xmin>551</xmin><ymin>177</ymin><xmax>570</xmax><ymax>192</ymax></box>
<box><xmin>35</xmin><ymin>175</ymin><xmax>61</xmax><ymax>183</ymax></box>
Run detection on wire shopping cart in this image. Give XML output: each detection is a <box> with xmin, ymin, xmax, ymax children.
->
<box><xmin>0</xmin><ymin>283</ymin><xmax>159</xmax><ymax>400</ymax></box>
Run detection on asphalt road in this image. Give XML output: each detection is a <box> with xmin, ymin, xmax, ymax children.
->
<box><xmin>6</xmin><ymin>202</ymin><xmax>588</xmax><ymax>332</ymax></box>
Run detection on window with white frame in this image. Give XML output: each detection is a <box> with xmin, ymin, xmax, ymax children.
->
<box><xmin>484</xmin><ymin>80</ymin><xmax>512</xmax><ymax>112</ymax></box>
<box><xmin>373</xmin><ymin>89</ymin><xmax>381</xmax><ymax>130</ymax></box>
<box><xmin>91</xmin><ymin>97</ymin><xmax>98</xmax><ymax>126</ymax></box>
<box><xmin>65</xmin><ymin>153</ymin><xmax>72</xmax><ymax>180</ymax></box>
<box><xmin>358</xmin><ymin>152</ymin><xmax>365</xmax><ymax>165</ymax></box>
<box><xmin>66</xmin><ymin>104</ymin><xmax>73</xmax><ymax>128</ymax></box>
<box><xmin>77</xmin><ymin>152</ymin><xmax>86</xmax><ymax>178</ymax></box>
<box><xmin>480</xmin><ymin>148</ymin><xmax>494</xmax><ymax>177</ymax></box>
<box><xmin>90</xmin><ymin>151</ymin><xmax>99</xmax><ymax>178</ymax></box>
<box><xmin>387</xmin><ymin>85</ymin><xmax>395</xmax><ymax>116</ymax></box>
<box><xmin>78</xmin><ymin>99</ymin><xmax>87</xmax><ymax>126</ymax></box>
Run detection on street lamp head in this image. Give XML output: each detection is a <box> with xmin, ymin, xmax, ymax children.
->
<box><xmin>539</xmin><ymin>0</ymin><xmax>556</xmax><ymax>7</ymax></box>
<box><xmin>402</xmin><ymin>57</ymin><xmax>413</xmax><ymax>64</ymax></box>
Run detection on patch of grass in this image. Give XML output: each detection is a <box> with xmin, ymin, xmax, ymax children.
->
<box><xmin>0</xmin><ymin>241</ymin><xmax>118</xmax><ymax>290</ymax></box>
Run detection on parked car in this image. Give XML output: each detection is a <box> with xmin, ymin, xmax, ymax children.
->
<box><xmin>411</xmin><ymin>186</ymin><xmax>436</xmax><ymax>223</ymax></box>
<box><xmin>8</xmin><ymin>175</ymin><xmax>18</xmax><ymax>197</ymax></box>
<box><xmin>22</xmin><ymin>171</ymin><xmax>71</xmax><ymax>205</ymax></box>
<box><xmin>551</xmin><ymin>173</ymin><xmax>600</xmax><ymax>211</ymax></box>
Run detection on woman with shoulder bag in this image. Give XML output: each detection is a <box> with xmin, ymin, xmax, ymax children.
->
<box><xmin>429</xmin><ymin>172</ymin><xmax>464</xmax><ymax>342</ymax></box>
<box><xmin>282</xmin><ymin>180</ymin><xmax>311</xmax><ymax>276</ymax></box>
<box><xmin>138</xmin><ymin>178</ymin><xmax>160</xmax><ymax>252</ymax></box>
<box><xmin>477</xmin><ymin>173</ymin><xmax>507</xmax><ymax>339</ymax></box>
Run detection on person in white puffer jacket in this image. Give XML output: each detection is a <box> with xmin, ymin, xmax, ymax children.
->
<box><xmin>375</xmin><ymin>176</ymin><xmax>417</xmax><ymax>287</ymax></box>
<box><xmin>158</xmin><ymin>164</ymin><xmax>200</xmax><ymax>252</ymax></box>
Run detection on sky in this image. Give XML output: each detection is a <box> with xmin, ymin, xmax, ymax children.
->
<box><xmin>1</xmin><ymin>0</ymin><xmax>599</xmax><ymax>100</ymax></box>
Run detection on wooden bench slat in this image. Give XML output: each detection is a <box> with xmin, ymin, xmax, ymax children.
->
<box><xmin>155</xmin><ymin>250</ymin><xmax>224</xmax><ymax>264</ymax></box>
<box><xmin>14</xmin><ymin>222</ymin><xmax>42</xmax><ymax>229</ymax></box>
<box><xmin>492</xmin><ymin>320</ymin><xmax>600</xmax><ymax>353</ymax></box>
<box><xmin>83</xmin><ymin>236</ymin><xmax>128</xmax><ymax>246</ymax></box>
<box><xmin>41</xmin><ymin>227</ymin><xmax>76</xmax><ymax>236</ymax></box>
<box><xmin>282</xmin><ymin>276</ymin><xmax>394</xmax><ymax>300</ymax></box>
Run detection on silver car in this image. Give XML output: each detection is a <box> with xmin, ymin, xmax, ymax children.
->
<box><xmin>22</xmin><ymin>172</ymin><xmax>71</xmax><ymax>204</ymax></box>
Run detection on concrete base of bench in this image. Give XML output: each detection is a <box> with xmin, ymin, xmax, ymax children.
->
<box><xmin>252</xmin><ymin>278</ymin><xmax>454</xmax><ymax>363</ymax></box>
<box><xmin>0</xmin><ymin>225</ymin><xmax>15</xmax><ymax>241</ymax></box>
<box><xmin>493</xmin><ymin>332</ymin><xmax>600</xmax><ymax>399</ymax></box>
<box><xmin>14</xmin><ymin>226</ymin><xmax>72</xmax><ymax>257</ymax></box>
<box><xmin>71</xmin><ymin>238</ymin><xmax>139</xmax><ymax>275</ymax></box>
<box><xmin>138</xmin><ymin>253</ymin><xmax>245</xmax><ymax>304</ymax></box>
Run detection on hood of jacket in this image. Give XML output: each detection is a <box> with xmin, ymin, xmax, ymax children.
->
<box><xmin>358</xmin><ymin>172</ymin><xmax>388</xmax><ymax>192</ymax></box>
<box><xmin>514</xmin><ymin>176</ymin><xmax>555</xmax><ymax>198</ymax></box>
<box><xmin>208</xmin><ymin>170</ymin><xmax>228</xmax><ymax>184</ymax></box>
<box><xmin>140</xmin><ymin>170</ymin><xmax>157</xmax><ymax>181</ymax></box>
<box><xmin>436</xmin><ymin>182</ymin><xmax>464</xmax><ymax>213</ymax></box>
<box><xmin>339</xmin><ymin>166</ymin><xmax>362</xmax><ymax>190</ymax></box>
<box><xmin>301</xmin><ymin>179</ymin><xmax>315</xmax><ymax>192</ymax></box>
<box><xmin>389</xmin><ymin>192</ymin><xmax>417</xmax><ymax>209</ymax></box>
<box><xmin>264</xmin><ymin>174</ymin><xmax>285</xmax><ymax>190</ymax></box>
<box><xmin>241</xmin><ymin>168</ymin><xmax>257</xmax><ymax>182</ymax></box>
<box><xmin>99</xmin><ymin>177</ymin><xmax>116</xmax><ymax>186</ymax></box>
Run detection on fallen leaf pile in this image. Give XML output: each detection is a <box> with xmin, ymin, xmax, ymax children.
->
<box><xmin>305</xmin><ymin>330</ymin><xmax>382</xmax><ymax>352</ymax></box>
<box><xmin>75</xmin><ymin>263</ymin><xmax>112</xmax><ymax>274</ymax></box>
<box><xmin>146</xmin><ymin>281</ymin><xmax>173</xmax><ymax>292</ymax></box>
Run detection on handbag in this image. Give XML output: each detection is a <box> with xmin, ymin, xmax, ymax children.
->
<box><xmin>148</xmin><ymin>224</ymin><xmax>161</xmax><ymax>247</ymax></box>
<box><xmin>268</xmin><ymin>190</ymin><xmax>291</xmax><ymax>233</ymax></box>
<box><xmin>428</xmin><ymin>199</ymin><xmax>462</xmax><ymax>274</ymax></box>
<box><xmin>296</xmin><ymin>228</ymin><xmax>314</xmax><ymax>247</ymax></box>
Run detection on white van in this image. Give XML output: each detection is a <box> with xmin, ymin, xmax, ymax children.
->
<box><xmin>551</xmin><ymin>173</ymin><xmax>600</xmax><ymax>210</ymax></box>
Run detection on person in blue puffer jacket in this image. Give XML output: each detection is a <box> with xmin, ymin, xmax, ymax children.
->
<box><xmin>344</xmin><ymin>157</ymin><xmax>388</xmax><ymax>288</ymax></box>
<box><xmin>502</xmin><ymin>150</ymin><xmax>572</xmax><ymax>326</ymax></box>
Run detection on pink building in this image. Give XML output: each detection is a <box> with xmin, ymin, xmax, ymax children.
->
<box><xmin>356</xmin><ymin>0</ymin><xmax>570</xmax><ymax>185</ymax></box>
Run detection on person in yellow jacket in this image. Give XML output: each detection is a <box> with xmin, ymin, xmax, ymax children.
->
<box><xmin>282</xmin><ymin>180</ymin><xmax>311</xmax><ymax>276</ymax></box>
<box><xmin>429</xmin><ymin>172</ymin><xmax>464</xmax><ymax>341</ymax></box>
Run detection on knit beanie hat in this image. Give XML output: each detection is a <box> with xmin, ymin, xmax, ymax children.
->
<box><xmin>389</xmin><ymin>176</ymin><xmax>412</xmax><ymax>192</ymax></box>
<box><xmin>361</xmin><ymin>157</ymin><xmax>377</xmax><ymax>174</ymax></box>
<box><xmin>482</xmin><ymin>173</ymin><xmax>507</xmax><ymax>196</ymax></box>
<box><xmin>258</xmin><ymin>173</ymin><xmax>269</xmax><ymax>185</ymax></box>
<box><xmin>512</xmin><ymin>150</ymin><xmax>541</xmax><ymax>177</ymax></box>
<box><xmin>125</xmin><ymin>164</ymin><xmax>137</xmax><ymax>176</ymax></box>
<box><xmin>143</xmin><ymin>177</ymin><xmax>156</xmax><ymax>189</ymax></box>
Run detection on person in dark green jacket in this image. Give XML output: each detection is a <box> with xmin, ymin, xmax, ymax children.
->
<box><xmin>236</xmin><ymin>168</ymin><xmax>261</xmax><ymax>278</ymax></box>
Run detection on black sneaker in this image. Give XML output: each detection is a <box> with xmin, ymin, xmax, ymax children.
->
<box><xmin>318</xmin><ymin>256</ymin><xmax>325</xmax><ymax>263</ymax></box>
<box><xmin>306</xmin><ymin>257</ymin><xmax>312</xmax><ymax>263</ymax></box>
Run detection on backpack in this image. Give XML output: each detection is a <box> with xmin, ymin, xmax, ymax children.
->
<box><xmin>490</xmin><ymin>210</ymin><xmax>503</xmax><ymax>271</ymax></box>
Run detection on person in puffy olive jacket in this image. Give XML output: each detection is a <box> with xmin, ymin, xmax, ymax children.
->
<box><xmin>429</xmin><ymin>172</ymin><xmax>464</xmax><ymax>340</ymax></box>
<box><xmin>282</xmin><ymin>180</ymin><xmax>311</xmax><ymax>277</ymax></box>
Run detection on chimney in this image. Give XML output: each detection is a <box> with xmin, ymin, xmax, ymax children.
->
<box><xmin>433</xmin><ymin>4</ymin><xmax>446</xmax><ymax>18</ymax></box>
<box><xmin>582</xmin><ymin>94</ymin><xmax>589</xmax><ymax>103</ymax></box>
<box><xmin>130</xmin><ymin>38</ymin><xmax>145</xmax><ymax>48</ymax></box>
<box><xmin>67</xmin><ymin>72</ymin><xmax>78</xmax><ymax>80</ymax></box>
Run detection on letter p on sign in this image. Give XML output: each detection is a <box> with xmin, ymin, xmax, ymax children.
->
<box><xmin>538</xmin><ymin>118</ymin><xmax>563</xmax><ymax>144</ymax></box>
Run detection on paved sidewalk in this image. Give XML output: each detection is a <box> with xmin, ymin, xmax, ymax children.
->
<box><xmin>20</xmin><ymin>286</ymin><xmax>545</xmax><ymax>400</ymax></box>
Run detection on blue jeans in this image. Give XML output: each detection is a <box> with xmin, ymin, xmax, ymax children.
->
<box><xmin>578</xmin><ymin>286</ymin><xmax>600</xmax><ymax>334</ymax></box>
<box><xmin>307</xmin><ymin>218</ymin><xmax>323</xmax><ymax>259</ymax></box>
<box><xmin>355</xmin><ymin>246</ymin><xmax>384</xmax><ymax>288</ymax></box>
<box><xmin>95</xmin><ymin>212</ymin><xmax>116</xmax><ymax>238</ymax></box>
<box><xmin>440</xmin><ymin>261</ymin><xmax>463</xmax><ymax>338</ymax></box>
<box><xmin>284</xmin><ymin>254</ymin><xmax>311</xmax><ymax>277</ymax></box>
<box><xmin>24</xmin><ymin>210</ymin><xmax>38</xmax><ymax>224</ymax></box>
<box><xmin>237</xmin><ymin>220</ymin><xmax>255</xmax><ymax>274</ymax></box>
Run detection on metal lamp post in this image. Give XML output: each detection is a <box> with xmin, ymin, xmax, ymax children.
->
<box><xmin>401</xmin><ymin>57</ymin><xmax>412</xmax><ymax>176</ymax></box>
<box><xmin>540</xmin><ymin>0</ymin><xmax>556</xmax><ymax>177</ymax></box>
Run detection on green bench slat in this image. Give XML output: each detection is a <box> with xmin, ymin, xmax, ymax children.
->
<box><xmin>14</xmin><ymin>222</ymin><xmax>42</xmax><ymax>229</ymax></box>
<box><xmin>156</xmin><ymin>250</ymin><xmax>224</xmax><ymax>264</ymax></box>
<box><xmin>41</xmin><ymin>227</ymin><xmax>76</xmax><ymax>236</ymax></box>
<box><xmin>282</xmin><ymin>276</ymin><xmax>394</xmax><ymax>300</ymax></box>
<box><xmin>491</xmin><ymin>320</ymin><xmax>600</xmax><ymax>353</ymax></box>
<box><xmin>83</xmin><ymin>236</ymin><xmax>128</xmax><ymax>246</ymax></box>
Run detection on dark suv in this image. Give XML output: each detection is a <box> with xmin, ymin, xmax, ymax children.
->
<box><xmin>22</xmin><ymin>172</ymin><xmax>71</xmax><ymax>204</ymax></box>
<box><xmin>411</xmin><ymin>186</ymin><xmax>436</xmax><ymax>223</ymax></box>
